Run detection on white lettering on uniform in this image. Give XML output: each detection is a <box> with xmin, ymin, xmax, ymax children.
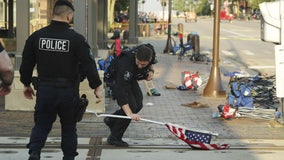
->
<box><xmin>39</xmin><ymin>38</ymin><xmax>70</xmax><ymax>52</ymax></box>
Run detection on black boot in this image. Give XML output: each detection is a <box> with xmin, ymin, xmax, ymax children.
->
<box><xmin>28</xmin><ymin>151</ymin><xmax>40</xmax><ymax>160</ymax></box>
<box><xmin>63</xmin><ymin>156</ymin><xmax>74</xmax><ymax>160</ymax></box>
<box><xmin>107</xmin><ymin>135</ymin><xmax>128</xmax><ymax>147</ymax></box>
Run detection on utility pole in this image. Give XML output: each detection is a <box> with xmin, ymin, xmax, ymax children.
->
<box><xmin>163</xmin><ymin>0</ymin><xmax>173</xmax><ymax>53</ymax></box>
<box><xmin>275</xmin><ymin>0</ymin><xmax>284</xmax><ymax>123</ymax></box>
<box><xmin>203</xmin><ymin>0</ymin><xmax>226</xmax><ymax>98</ymax></box>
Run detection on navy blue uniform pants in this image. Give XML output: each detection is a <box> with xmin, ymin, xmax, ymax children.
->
<box><xmin>27</xmin><ymin>86</ymin><xmax>79</xmax><ymax>158</ymax></box>
<box><xmin>111</xmin><ymin>81</ymin><xmax>143</xmax><ymax>139</ymax></box>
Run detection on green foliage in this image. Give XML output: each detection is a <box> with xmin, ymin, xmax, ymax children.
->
<box><xmin>195</xmin><ymin>0</ymin><xmax>210</xmax><ymax>16</ymax></box>
<box><xmin>249</xmin><ymin>0</ymin><xmax>275</xmax><ymax>10</ymax></box>
<box><xmin>172</xmin><ymin>0</ymin><xmax>211</xmax><ymax>16</ymax></box>
<box><xmin>115</xmin><ymin>0</ymin><xmax>129</xmax><ymax>13</ymax></box>
<box><xmin>172</xmin><ymin>0</ymin><xmax>187</xmax><ymax>12</ymax></box>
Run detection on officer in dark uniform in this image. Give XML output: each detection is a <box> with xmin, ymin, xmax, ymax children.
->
<box><xmin>19</xmin><ymin>1</ymin><xmax>102</xmax><ymax>160</ymax></box>
<box><xmin>104</xmin><ymin>45</ymin><xmax>155</xmax><ymax>147</ymax></box>
<box><xmin>0</xmin><ymin>42</ymin><xmax>14</xmax><ymax>96</ymax></box>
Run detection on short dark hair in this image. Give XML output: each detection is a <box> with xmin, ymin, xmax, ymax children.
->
<box><xmin>136</xmin><ymin>45</ymin><xmax>153</xmax><ymax>62</ymax></box>
<box><xmin>53</xmin><ymin>0</ymin><xmax>74</xmax><ymax>14</ymax></box>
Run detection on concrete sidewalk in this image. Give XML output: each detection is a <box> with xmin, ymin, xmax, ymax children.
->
<box><xmin>1</xmin><ymin>137</ymin><xmax>284</xmax><ymax>160</ymax></box>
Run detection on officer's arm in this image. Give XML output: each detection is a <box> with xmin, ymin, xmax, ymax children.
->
<box><xmin>0</xmin><ymin>49</ymin><xmax>14</xmax><ymax>86</ymax></box>
<box><xmin>146</xmin><ymin>64</ymin><xmax>154</xmax><ymax>81</ymax></box>
<box><xmin>77</xmin><ymin>39</ymin><xmax>102</xmax><ymax>89</ymax></box>
<box><xmin>122</xmin><ymin>104</ymin><xmax>141</xmax><ymax>121</ymax></box>
<box><xmin>19</xmin><ymin>38</ymin><xmax>36</xmax><ymax>87</ymax></box>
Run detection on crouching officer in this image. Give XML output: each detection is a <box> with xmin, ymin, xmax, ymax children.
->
<box><xmin>19</xmin><ymin>1</ymin><xmax>102</xmax><ymax>160</ymax></box>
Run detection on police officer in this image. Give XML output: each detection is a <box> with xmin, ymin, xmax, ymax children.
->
<box><xmin>19</xmin><ymin>1</ymin><xmax>102</xmax><ymax>160</ymax></box>
<box><xmin>104</xmin><ymin>44</ymin><xmax>155</xmax><ymax>147</ymax></box>
<box><xmin>0</xmin><ymin>42</ymin><xmax>14</xmax><ymax>96</ymax></box>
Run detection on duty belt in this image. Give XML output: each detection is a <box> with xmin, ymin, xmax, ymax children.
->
<box><xmin>37</xmin><ymin>77</ymin><xmax>76</xmax><ymax>88</ymax></box>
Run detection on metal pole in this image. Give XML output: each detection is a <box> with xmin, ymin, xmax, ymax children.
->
<box><xmin>278</xmin><ymin>0</ymin><xmax>284</xmax><ymax>123</ymax></box>
<box><xmin>163</xmin><ymin>0</ymin><xmax>173</xmax><ymax>53</ymax></box>
<box><xmin>203</xmin><ymin>0</ymin><xmax>226</xmax><ymax>98</ymax></box>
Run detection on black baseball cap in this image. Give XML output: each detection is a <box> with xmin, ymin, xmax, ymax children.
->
<box><xmin>54</xmin><ymin>0</ymin><xmax>74</xmax><ymax>11</ymax></box>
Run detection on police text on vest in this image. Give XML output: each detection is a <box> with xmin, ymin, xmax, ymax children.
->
<box><xmin>39</xmin><ymin>38</ymin><xmax>70</xmax><ymax>52</ymax></box>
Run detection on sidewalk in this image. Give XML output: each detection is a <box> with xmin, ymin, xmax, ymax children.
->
<box><xmin>0</xmin><ymin>36</ymin><xmax>284</xmax><ymax>159</ymax></box>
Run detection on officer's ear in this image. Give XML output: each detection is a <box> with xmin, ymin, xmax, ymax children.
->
<box><xmin>67</xmin><ymin>12</ymin><xmax>74</xmax><ymax>23</ymax></box>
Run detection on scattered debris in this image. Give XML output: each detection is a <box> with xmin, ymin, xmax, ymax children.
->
<box><xmin>181</xmin><ymin>101</ymin><xmax>209</xmax><ymax>108</ymax></box>
<box><xmin>212</xmin><ymin>72</ymin><xmax>280</xmax><ymax>120</ymax></box>
<box><xmin>164</xmin><ymin>82</ymin><xmax>176</xmax><ymax>89</ymax></box>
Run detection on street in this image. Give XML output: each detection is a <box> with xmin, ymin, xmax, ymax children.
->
<box><xmin>170</xmin><ymin>18</ymin><xmax>276</xmax><ymax>75</ymax></box>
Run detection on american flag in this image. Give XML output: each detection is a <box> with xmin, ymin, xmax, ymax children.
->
<box><xmin>165</xmin><ymin>123</ymin><xmax>229</xmax><ymax>150</ymax></box>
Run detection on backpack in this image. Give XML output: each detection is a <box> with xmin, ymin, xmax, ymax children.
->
<box><xmin>103</xmin><ymin>43</ymin><xmax>157</xmax><ymax>84</ymax></box>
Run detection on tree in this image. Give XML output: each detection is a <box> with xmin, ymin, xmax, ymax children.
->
<box><xmin>108</xmin><ymin>0</ymin><xmax>129</xmax><ymax>30</ymax></box>
<box><xmin>249</xmin><ymin>0</ymin><xmax>274</xmax><ymax>10</ymax></box>
<box><xmin>115</xmin><ymin>0</ymin><xmax>129</xmax><ymax>12</ymax></box>
<box><xmin>195</xmin><ymin>0</ymin><xmax>210</xmax><ymax>16</ymax></box>
<box><xmin>172</xmin><ymin>0</ymin><xmax>187</xmax><ymax>13</ymax></box>
<box><xmin>172</xmin><ymin>0</ymin><xmax>195</xmax><ymax>14</ymax></box>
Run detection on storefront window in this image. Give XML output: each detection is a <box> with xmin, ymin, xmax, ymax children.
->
<box><xmin>30</xmin><ymin>0</ymin><xmax>48</xmax><ymax>33</ymax></box>
<box><xmin>0</xmin><ymin>0</ymin><xmax>16</xmax><ymax>38</ymax></box>
<box><xmin>0</xmin><ymin>1</ymin><xmax>4</xmax><ymax>28</ymax></box>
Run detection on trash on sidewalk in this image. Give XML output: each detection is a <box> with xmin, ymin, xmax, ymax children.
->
<box><xmin>224</xmin><ymin>71</ymin><xmax>279</xmax><ymax>109</ymax></box>
<box><xmin>92</xmin><ymin>112</ymin><xmax>229</xmax><ymax>150</ymax></box>
<box><xmin>164</xmin><ymin>82</ymin><xmax>176</xmax><ymax>89</ymax></box>
<box><xmin>177</xmin><ymin>71</ymin><xmax>202</xmax><ymax>91</ymax></box>
<box><xmin>212</xmin><ymin>104</ymin><xmax>240</xmax><ymax>119</ymax></box>
<box><xmin>213</xmin><ymin>72</ymin><xmax>280</xmax><ymax>120</ymax></box>
<box><xmin>181</xmin><ymin>101</ymin><xmax>209</xmax><ymax>108</ymax></box>
<box><xmin>213</xmin><ymin>104</ymin><xmax>278</xmax><ymax>120</ymax></box>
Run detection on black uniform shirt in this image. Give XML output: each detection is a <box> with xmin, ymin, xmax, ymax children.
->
<box><xmin>114</xmin><ymin>53</ymin><xmax>150</xmax><ymax>106</ymax></box>
<box><xmin>20</xmin><ymin>20</ymin><xmax>102</xmax><ymax>89</ymax></box>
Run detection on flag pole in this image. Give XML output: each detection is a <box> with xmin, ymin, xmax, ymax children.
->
<box><xmin>89</xmin><ymin>111</ymin><xmax>219</xmax><ymax>136</ymax></box>
<box><xmin>89</xmin><ymin>111</ymin><xmax>165</xmax><ymax>125</ymax></box>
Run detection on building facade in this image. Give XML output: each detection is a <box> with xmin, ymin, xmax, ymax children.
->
<box><xmin>0</xmin><ymin>0</ymin><xmax>139</xmax><ymax>69</ymax></box>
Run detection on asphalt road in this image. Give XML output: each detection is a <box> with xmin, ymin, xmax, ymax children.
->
<box><xmin>171</xmin><ymin>18</ymin><xmax>276</xmax><ymax>75</ymax></box>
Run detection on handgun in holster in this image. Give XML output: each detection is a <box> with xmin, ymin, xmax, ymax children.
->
<box><xmin>31</xmin><ymin>77</ymin><xmax>39</xmax><ymax>90</ymax></box>
<box><xmin>74</xmin><ymin>94</ymin><xmax>89</xmax><ymax>122</ymax></box>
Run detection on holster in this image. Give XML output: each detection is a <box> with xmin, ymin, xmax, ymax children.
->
<box><xmin>74</xmin><ymin>94</ymin><xmax>89</xmax><ymax>122</ymax></box>
<box><xmin>31</xmin><ymin>77</ymin><xmax>39</xmax><ymax>90</ymax></box>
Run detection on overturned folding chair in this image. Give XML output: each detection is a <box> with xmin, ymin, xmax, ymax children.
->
<box><xmin>143</xmin><ymin>80</ymin><xmax>160</xmax><ymax>96</ymax></box>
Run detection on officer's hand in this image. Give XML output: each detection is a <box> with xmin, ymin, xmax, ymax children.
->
<box><xmin>130</xmin><ymin>113</ymin><xmax>141</xmax><ymax>121</ymax></box>
<box><xmin>23</xmin><ymin>86</ymin><xmax>35</xmax><ymax>99</ymax></box>
<box><xmin>0</xmin><ymin>84</ymin><xmax>11</xmax><ymax>96</ymax></box>
<box><xmin>94</xmin><ymin>87</ymin><xmax>102</xmax><ymax>103</ymax></box>
<box><xmin>146</xmin><ymin>71</ymin><xmax>154</xmax><ymax>81</ymax></box>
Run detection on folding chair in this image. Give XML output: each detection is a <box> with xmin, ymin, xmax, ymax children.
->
<box><xmin>143</xmin><ymin>80</ymin><xmax>160</xmax><ymax>96</ymax></box>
